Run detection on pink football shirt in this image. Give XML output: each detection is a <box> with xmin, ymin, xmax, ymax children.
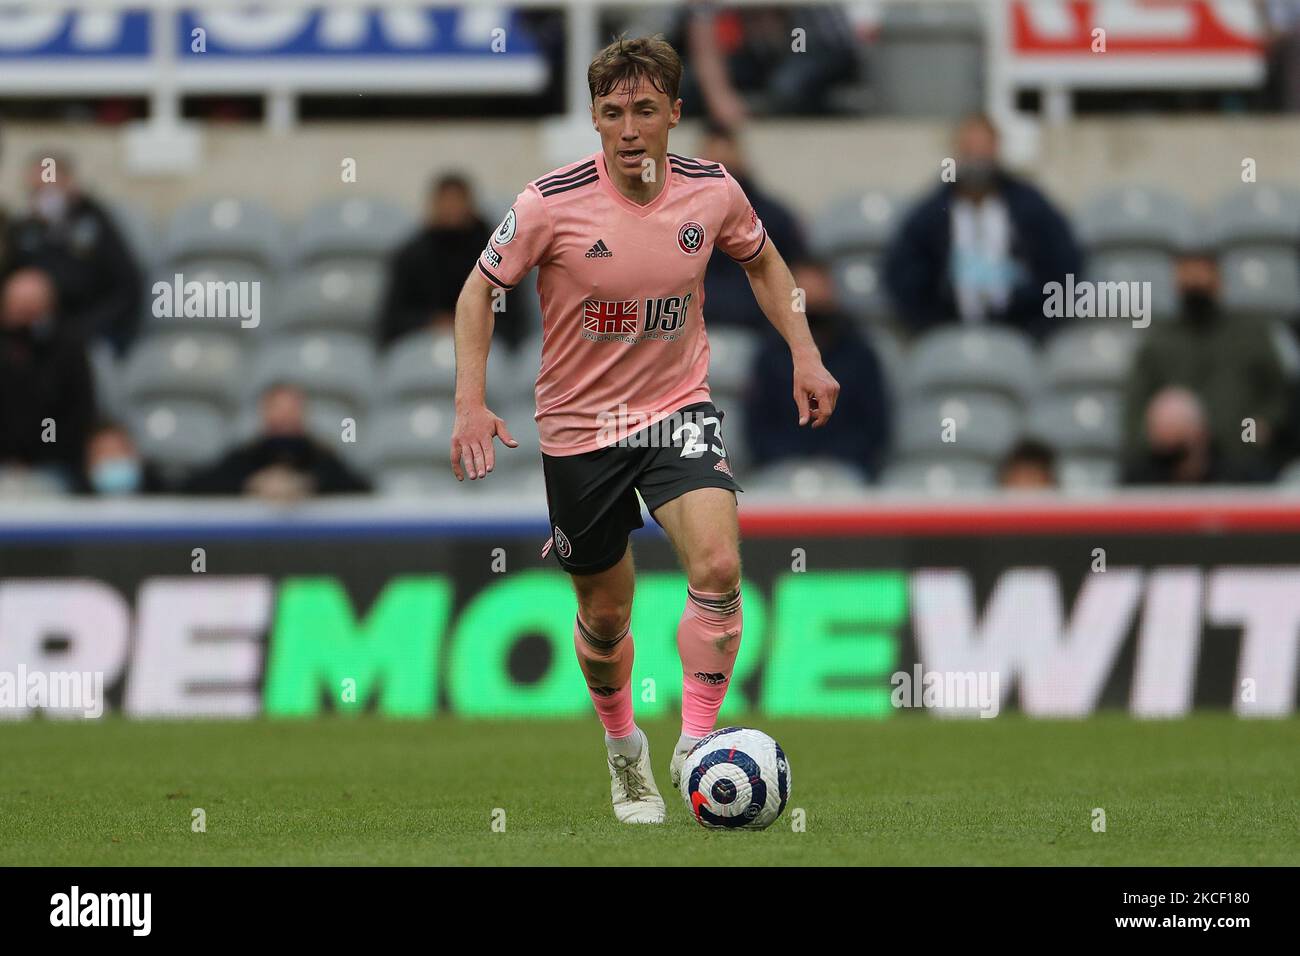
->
<box><xmin>476</xmin><ymin>151</ymin><xmax>767</xmax><ymax>456</ymax></box>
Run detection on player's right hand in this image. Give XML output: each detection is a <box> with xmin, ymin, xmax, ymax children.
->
<box><xmin>450</xmin><ymin>405</ymin><xmax>518</xmax><ymax>481</ymax></box>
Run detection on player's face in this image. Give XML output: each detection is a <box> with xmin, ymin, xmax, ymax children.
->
<box><xmin>591</xmin><ymin>77</ymin><xmax>681</xmax><ymax>182</ymax></box>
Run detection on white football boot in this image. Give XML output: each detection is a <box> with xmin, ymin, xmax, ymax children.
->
<box><xmin>607</xmin><ymin>728</ymin><xmax>665</xmax><ymax>824</ymax></box>
<box><xmin>669</xmin><ymin>735</ymin><xmax>701</xmax><ymax>791</ymax></box>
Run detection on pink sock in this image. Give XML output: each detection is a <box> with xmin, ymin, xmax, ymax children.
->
<box><xmin>677</xmin><ymin>586</ymin><xmax>743</xmax><ymax>738</ymax></box>
<box><xmin>573</xmin><ymin>615</ymin><xmax>636</xmax><ymax>739</ymax></box>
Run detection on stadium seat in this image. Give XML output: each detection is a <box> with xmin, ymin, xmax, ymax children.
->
<box><xmin>379</xmin><ymin>329</ymin><xmax>520</xmax><ymax>406</ymax></box>
<box><xmin>164</xmin><ymin>198</ymin><xmax>285</xmax><ymax>271</ymax></box>
<box><xmin>1276</xmin><ymin>458</ymin><xmax>1300</xmax><ymax>488</ymax></box>
<box><xmin>1025</xmin><ymin>392</ymin><xmax>1122</xmax><ymax>455</ymax></box>
<box><xmin>895</xmin><ymin>392</ymin><xmax>1022</xmax><ymax>462</ymax></box>
<box><xmin>1076</xmin><ymin>187</ymin><xmax>1195</xmax><ymax>251</ymax></box>
<box><xmin>745</xmin><ymin>458</ymin><xmax>869</xmax><ymax>499</ymax></box>
<box><xmin>1220</xmin><ymin>247</ymin><xmax>1300</xmax><ymax>319</ymax></box>
<box><xmin>247</xmin><ymin>333</ymin><xmax>375</xmax><ymax>419</ymax></box>
<box><xmin>123</xmin><ymin>331</ymin><xmax>243</xmax><ymax>411</ymax></box>
<box><xmin>0</xmin><ymin>465</ymin><xmax>72</xmax><ymax>499</ymax></box>
<box><xmin>1084</xmin><ymin>250</ymin><xmax>1179</xmax><ymax>322</ymax></box>
<box><xmin>144</xmin><ymin>264</ymin><xmax>277</xmax><ymax>341</ymax></box>
<box><xmin>874</xmin><ymin>1</ymin><xmax>984</xmax><ymax>117</ymax></box>
<box><xmin>293</xmin><ymin>197</ymin><xmax>414</xmax><ymax>264</ymax></box>
<box><xmin>1211</xmin><ymin>186</ymin><xmax>1300</xmax><ymax>247</ymax></box>
<box><xmin>903</xmin><ymin>326</ymin><xmax>1040</xmax><ymax>403</ymax></box>
<box><xmin>707</xmin><ymin>326</ymin><xmax>761</xmax><ymax>398</ymax></box>
<box><xmin>274</xmin><ymin>265</ymin><xmax>382</xmax><ymax>337</ymax></box>
<box><xmin>1056</xmin><ymin>455</ymin><xmax>1120</xmax><ymax>492</ymax></box>
<box><xmin>1043</xmin><ymin>321</ymin><xmax>1138</xmax><ymax>391</ymax></box>
<box><xmin>878</xmin><ymin>458</ymin><xmax>995</xmax><ymax>495</ymax></box>
<box><xmin>830</xmin><ymin>252</ymin><xmax>892</xmax><ymax>322</ymax></box>
<box><xmin>88</xmin><ymin>339</ymin><xmax>126</xmax><ymax>423</ymax></box>
<box><xmin>128</xmin><ymin>399</ymin><xmax>230</xmax><ymax>468</ymax></box>
<box><xmin>811</xmin><ymin>191</ymin><xmax>902</xmax><ymax>254</ymax></box>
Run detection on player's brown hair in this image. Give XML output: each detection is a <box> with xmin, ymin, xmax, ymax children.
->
<box><xmin>587</xmin><ymin>34</ymin><xmax>683</xmax><ymax>104</ymax></box>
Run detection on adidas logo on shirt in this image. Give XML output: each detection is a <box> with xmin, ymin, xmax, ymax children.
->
<box><xmin>585</xmin><ymin>239</ymin><xmax>613</xmax><ymax>258</ymax></box>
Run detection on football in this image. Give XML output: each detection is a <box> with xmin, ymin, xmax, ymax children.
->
<box><xmin>680</xmin><ymin>727</ymin><xmax>791</xmax><ymax>830</ymax></box>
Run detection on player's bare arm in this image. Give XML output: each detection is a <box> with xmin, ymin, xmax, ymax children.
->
<box><xmin>449</xmin><ymin>267</ymin><xmax>517</xmax><ymax>481</ymax></box>
<box><xmin>740</xmin><ymin>239</ymin><xmax>841</xmax><ymax>428</ymax></box>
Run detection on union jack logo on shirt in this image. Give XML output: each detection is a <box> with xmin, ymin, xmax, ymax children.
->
<box><xmin>583</xmin><ymin>298</ymin><xmax>640</xmax><ymax>335</ymax></box>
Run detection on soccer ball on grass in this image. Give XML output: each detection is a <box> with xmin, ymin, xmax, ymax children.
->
<box><xmin>679</xmin><ymin>726</ymin><xmax>790</xmax><ymax>830</ymax></box>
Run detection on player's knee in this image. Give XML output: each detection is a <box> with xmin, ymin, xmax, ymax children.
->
<box><xmin>690</xmin><ymin>549</ymin><xmax>741</xmax><ymax>596</ymax></box>
<box><xmin>578</xmin><ymin>598</ymin><xmax>632</xmax><ymax>639</ymax></box>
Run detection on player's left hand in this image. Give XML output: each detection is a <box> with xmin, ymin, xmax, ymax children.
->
<box><xmin>793</xmin><ymin>359</ymin><xmax>840</xmax><ymax>428</ymax></box>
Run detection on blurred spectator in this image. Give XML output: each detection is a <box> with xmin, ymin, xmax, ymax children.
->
<box><xmin>379</xmin><ymin>172</ymin><xmax>497</xmax><ymax>348</ymax></box>
<box><xmin>1259</xmin><ymin>1</ymin><xmax>1300</xmax><ymax>110</ymax></box>
<box><xmin>4</xmin><ymin>150</ymin><xmax>142</xmax><ymax>356</ymax></box>
<box><xmin>997</xmin><ymin>438</ymin><xmax>1058</xmax><ymax>490</ymax></box>
<box><xmin>883</xmin><ymin>114</ymin><xmax>1082</xmax><ymax>342</ymax></box>
<box><xmin>79</xmin><ymin>421</ymin><xmax>169</xmax><ymax>496</ymax></box>
<box><xmin>745</xmin><ymin>258</ymin><xmax>891</xmax><ymax>478</ymax></box>
<box><xmin>1122</xmin><ymin>250</ymin><xmax>1287</xmax><ymax>483</ymax></box>
<box><xmin>678</xmin><ymin>3</ymin><xmax>860</xmax><ymax>123</ymax></box>
<box><xmin>184</xmin><ymin>383</ymin><xmax>371</xmax><ymax>500</ymax></box>
<box><xmin>1122</xmin><ymin>387</ymin><xmax>1271</xmax><ymax>485</ymax></box>
<box><xmin>698</xmin><ymin>121</ymin><xmax>808</xmax><ymax>331</ymax></box>
<box><xmin>0</xmin><ymin>269</ymin><xmax>96</xmax><ymax>487</ymax></box>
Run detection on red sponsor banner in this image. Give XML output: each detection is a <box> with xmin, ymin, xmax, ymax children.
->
<box><xmin>1006</xmin><ymin>0</ymin><xmax>1264</xmax><ymax>86</ymax></box>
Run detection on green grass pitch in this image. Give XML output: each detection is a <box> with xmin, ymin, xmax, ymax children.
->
<box><xmin>1</xmin><ymin>714</ymin><xmax>1296</xmax><ymax>866</ymax></box>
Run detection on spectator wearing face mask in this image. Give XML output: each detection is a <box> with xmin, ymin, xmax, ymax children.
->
<box><xmin>744</xmin><ymin>257</ymin><xmax>892</xmax><ymax>480</ymax></box>
<box><xmin>1122</xmin><ymin>248</ymin><xmax>1288</xmax><ymax>484</ymax></box>
<box><xmin>79</xmin><ymin>421</ymin><xmax>169</xmax><ymax>496</ymax></box>
<box><xmin>883</xmin><ymin>113</ymin><xmax>1082</xmax><ymax>342</ymax></box>
<box><xmin>4</xmin><ymin>150</ymin><xmax>143</xmax><ymax>357</ymax></box>
<box><xmin>184</xmin><ymin>382</ymin><xmax>372</xmax><ymax>500</ymax></box>
<box><xmin>0</xmin><ymin>268</ymin><xmax>97</xmax><ymax>488</ymax></box>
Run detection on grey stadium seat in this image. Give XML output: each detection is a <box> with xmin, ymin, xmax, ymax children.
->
<box><xmin>879</xmin><ymin>458</ymin><xmax>995</xmax><ymax>495</ymax></box>
<box><xmin>745</xmin><ymin>459</ymin><xmax>868</xmax><ymax>499</ymax></box>
<box><xmin>1085</xmin><ymin>250</ymin><xmax>1178</xmax><ymax>322</ymax></box>
<box><xmin>874</xmin><ymin>1</ymin><xmax>984</xmax><ymax>117</ymax></box>
<box><xmin>1077</xmin><ymin>187</ymin><xmax>1195</xmax><ymax>251</ymax></box>
<box><xmin>1057</xmin><ymin>456</ymin><xmax>1119</xmax><ymax>492</ymax></box>
<box><xmin>1025</xmin><ymin>392</ymin><xmax>1122</xmax><ymax>456</ymax></box>
<box><xmin>379</xmin><ymin>330</ymin><xmax>520</xmax><ymax>406</ymax></box>
<box><xmin>811</xmin><ymin>191</ymin><xmax>902</xmax><ymax>255</ymax></box>
<box><xmin>274</xmin><ymin>264</ymin><xmax>382</xmax><ymax>337</ymax></box>
<box><xmin>164</xmin><ymin>198</ymin><xmax>285</xmax><ymax>271</ymax></box>
<box><xmin>1220</xmin><ymin>247</ymin><xmax>1300</xmax><ymax>319</ymax></box>
<box><xmin>707</xmin><ymin>326</ymin><xmax>760</xmax><ymax>397</ymax></box>
<box><xmin>895</xmin><ymin>393</ymin><xmax>1022</xmax><ymax>462</ymax></box>
<box><xmin>831</xmin><ymin>253</ymin><xmax>891</xmax><ymax>322</ymax></box>
<box><xmin>1211</xmin><ymin>186</ymin><xmax>1300</xmax><ymax>247</ymax></box>
<box><xmin>1276</xmin><ymin>458</ymin><xmax>1300</xmax><ymax>488</ymax></box>
<box><xmin>1044</xmin><ymin>322</ymin><xmax>1138</xmax><ymax>391</ymax></box>
<box><xmin>903</xmin><ymin>326</ymin><xmax>1040</xmax><ymax>403</ymax></box>
<box><xmin>123</xmin><ymin>332</ymin><xmax>243</xmax><ymax>411</ymax></box>
<box><xmin>129</xmin><ymin>399</ymin><xmax>229</xmax><ymax>468</ymax></box>
<box><xmin>247</xmin><ymin>333</ymin><xmax>375</xmax><ymax>418</ymax></box>
<box><xmin>293</xmin><ymin>197</ymin><xmax>414</xmax><ymax>264</ymax></box>
<box><xmin>145</xmin><ymin>264</ymin><xmax>276</xmax><ymax>340</ymax></box>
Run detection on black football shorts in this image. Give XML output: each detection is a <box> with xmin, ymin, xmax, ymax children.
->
<box><xmin>540</xmin><ymin>401</ymin><xmax>742</xmax><ymax>575</ymax></box>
